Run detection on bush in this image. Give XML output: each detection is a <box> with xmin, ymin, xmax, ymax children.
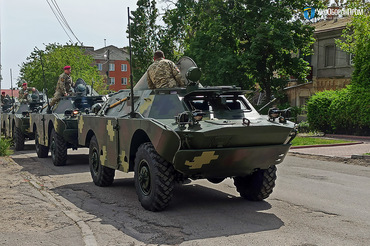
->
<box><xmin>0</xmin><ymin>138</ymin><xmax>13</xmax><ymax>156</ymax></box>
<box><xmin>307</xmin><ymin>90</ymin><xmax>337</xmax><ymax>133</ymax></box>
<box><xmin>297</xmin><ymin>121</ymin><xmax>310</xmax><ymax>133</ymax></box>
<box><xmin>307</xmin><ymin>86</ymin><xmax>370</xmax><ymax>135</ymax></box>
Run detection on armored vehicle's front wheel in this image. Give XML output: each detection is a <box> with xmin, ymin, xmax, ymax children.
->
<box><xmin>89</xmin><ymin>135</ymin><xmax>115</xmax><ymax>186</ymax></box>
<box><xmin>35</xmin><ymin>128</ymin><xmax>49</xmax><ymax>158</ymax></box>
<box><xmin>14</xmin><ymin>127</ymin><xmax>25</xmax><ymax>151</ymax></box>
<box><xmin>50</xmin><ymin>129</ymin><xmax>67</xmax><ymax>166</ymax></box>
<box><xmin>134</xmin><ymin>142</ymin><xmax>175</xmax><ymax>211</ymax></box>
<box><xmin>233</xmin><ymin>165</ymin><xmax>277</xmax><ymax>201</ymax></box>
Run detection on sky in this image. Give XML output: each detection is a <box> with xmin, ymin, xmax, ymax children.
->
<box><xmin>0</xmin><ymin>0</ymin><xmax>139</xmax><ymax>89</ymax></box>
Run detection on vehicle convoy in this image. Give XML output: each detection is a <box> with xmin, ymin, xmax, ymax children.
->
<box><xmin>78</xmin><ymin>57</ymin><xmax>297</xmax><ymax>211</ymax></box>
<box><xmin>1</xmin><ymin>91</ymin><xmax>45</xmax><ymax>150</ymax></box>
<box><xmin>30</xmin><ymin>79</ymin><xmax>105</xmax><ymax>166</ymax></box>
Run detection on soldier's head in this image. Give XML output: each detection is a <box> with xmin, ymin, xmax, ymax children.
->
<box><xmin>153</xmin><ymin>50</ymin><xmax>164</xmax><ymax>61</ymax></box>
<box><xmin>1</xmin><ymin>91</ymin><xmax>5</xmax><ymax>96</ymax></box>
<box><xmin>64</xmin><ymin>66</ymin><xmax>71</xmax><ymax>75</ymax></box>
<box><xmin>22</xmin><ymin>82</ymin><xmax>27</xmax><ymax>89</ymax></box>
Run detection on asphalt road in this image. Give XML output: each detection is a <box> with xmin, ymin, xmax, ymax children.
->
<box><xmin>5</xmin><ymin>140</ymin><xmax>370</xmax><ymax>246</ymax></box>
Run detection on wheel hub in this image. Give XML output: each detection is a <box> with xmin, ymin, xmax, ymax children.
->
<box><xmin>138</xmin><ymin>160</ymin><xmax>151</xmax><ymax>195</ymax></box>
<box><xmin>91</xmin><ymin>149</ymin><xmax>99</xmax><ymax>175</ymax></box>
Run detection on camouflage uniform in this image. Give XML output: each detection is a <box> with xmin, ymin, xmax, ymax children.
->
<box><xmin>50</xmin><ymin>72</ymin><xmax>73</xmax><ymax>106</ymax></box>
<box><xmin>18</xmin><ymin>87</ymin><xmax>34</xmax><ymax>103</ymax></box>
<box><xmin>147</xmin><ymin>58</ymin><xmax>185</xmax><ymax>89</ymax></box>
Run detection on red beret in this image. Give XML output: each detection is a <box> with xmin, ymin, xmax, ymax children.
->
<box><xmin>22</xmin><ymin>82</ymin><xmax>27</xmax><ymax>86</ymax></box>
<box><xmin>64</xmin><ymin>66</ymin><xmax>71</xmax><ymax>70</ymax></box>
<box><xmin>1</xmin><ymin>92</ymin><xmax>5</xmax><ymax>95</ymax></box>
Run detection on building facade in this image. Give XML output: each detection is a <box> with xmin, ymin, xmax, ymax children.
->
<box><xmin>285</xmin><ymin>17</ymin><xmax>353</xmax><ymax>107</ymax></box>
<box><xmin>85</xmin><ymin>45</ymin><xmax>131</xmax><ymax>91</ymax></box>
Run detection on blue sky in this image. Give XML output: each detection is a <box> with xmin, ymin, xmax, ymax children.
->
<box><xmin>0</xmin><ymin>0</ymin><xmax>139</xmax><ymax>89</ymax></box>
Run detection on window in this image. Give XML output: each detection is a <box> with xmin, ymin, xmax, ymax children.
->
<box><xmin>121</xmin><ymin>77</ymin><xmax>127</xmax><ymax>85</ymax></box>
<box><xmin>97</xmin><ymin>63</ymin><xmax>102</xmax><ymax>71</ymax></box>
<box><xmin>110</xmin><ymin>77</ymin><xmax>115</xmax><ymax>85</ymax></box>
<box><xmin>121</xmin><ymin>64</ymin><xmax>127</xmax><ymax>71</ymax></box>
<box><xmin>350</xmin><ymin>53</ymin><xmax>355</xmax><ymax>65</ymax></box>
<box><xmin>325</xmin><ymin>45</ymin><xmax>335</xmax><ymax>67</ymax></box>
<box><xmin>109</xmin><ymin>64</ymin><xmax>115</xmax><ymax>71</ymax></box>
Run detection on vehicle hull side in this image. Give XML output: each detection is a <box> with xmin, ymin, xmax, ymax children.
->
<box><xmin>173</xmin><ymin>144</ymin><xmax>291</xmax><ymax>178</ymax></box>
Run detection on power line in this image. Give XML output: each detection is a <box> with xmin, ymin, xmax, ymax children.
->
<box><xmin>46</xmin><ymin>0</ymin><xmax>82</xmax><ymax>45</ymax></box>
<box><xmin>46</xmin><ymin>0</ymin><xmax>74</xmax><ymax>43</ymax></box>
<box><xmin>51</xmin><ymin>0</ymin><xmax>83</xmax><ymax>45</ymax></box>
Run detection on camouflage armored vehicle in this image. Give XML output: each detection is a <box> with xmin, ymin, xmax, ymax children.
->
<box><xmin>1</xmin><ymin>91</ymin><xmax>45</xmax><ymax>150</ymax></box>
<box><xmin>30</xmin><ymin>79</ymin><xmax>105</xmax><ymax>165</ymax></box>
<box><xmin>78</xmin><ymin>57</ymin><xmax>297</xmax><ymax>211</ymax></box>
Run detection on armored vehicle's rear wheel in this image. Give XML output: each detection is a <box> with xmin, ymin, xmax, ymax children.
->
<box><xmin>35</xmin><ymin>128</ymin><xmax>49</xmax><ymax>158</ymax></box>
<box><xmin>50</xmin><ymin>129</ymin><xmax>67</xmax><ymax>166</ymax></box>
<box><xmin>233</xmin><ymin>165</ymin><xmax>277</xmax><ymax>201</ymax></box>
<box><xmin>134</xmin><ymin>142</ymin><xmax>175</xmax><ymax>211</ymax></box>
<box><xmin>89</xmin><ymin>135</ymin><xmax>115</xmax><ymax>186</ymax></box>
<box><xmin>14</xmin><ymin>127</ymin><xmax>25</xmax><ymax>151</ymax></box>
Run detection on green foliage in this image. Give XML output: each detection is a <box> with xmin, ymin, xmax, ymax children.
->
<box><xmin>297</xmin><ymin>121</ymin><xmax>311</xmax><ymax>133</ymax></box>
<box><xmin>291</xmin><ymin>136</ymin><xmax>353</xmax><ymax>146</ymax></box>
<box><xmin>129</xmin><ymin>0</ymin><xmax>160</xmax><ymax>83</ymax></box>
<box><xmin>307</xmin><ymin>86</ymin><xmax>370</xmax><ymax>135</ymax></box>
<box><xmin>336</xmin><ymin>1</ymin><xmax>370</xmax><ymax>89</ymax></box>
<box><xmin>161</xmin><ymin>0</ymin><xmax>323</xmax><ymax>101</ymax></box>
<box><xmin>18</xmin><ymin>43</ymin><xmax>107</xmax><ymax>97</ymax></box>
<box><xmin>0</xmin><ymin>138</ymin><xmax>13</xmax><ymax>156</ymax></box>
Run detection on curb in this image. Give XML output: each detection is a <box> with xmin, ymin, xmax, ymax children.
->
<box><xmin>290</xmin><ymin>141</ymin><xmax>363</xmax><ymax>149</ymax></box>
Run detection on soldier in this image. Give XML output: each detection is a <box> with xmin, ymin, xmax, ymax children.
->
<box><xmin>50</xmin><ymin>66</ymin><xmax>74</xmax><ymax>106</ymax></box>
<box><xmin>18</xmin><ymin>82</ymin><xmax>36</xmax><ymax>103</ymax></box>
<box><xmin>147</xmin><ymin>50</ymin><xmax>185</xmax><ymax>89</ymax></box>
<box><xmin>1</xmin><ymin>91</ymin><xmax>5</xmax><ymax>103</ymax></box>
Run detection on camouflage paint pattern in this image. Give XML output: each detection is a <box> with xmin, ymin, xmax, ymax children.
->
<box><xmin>78</xmin><ymin>86</ymin><xmax>296</xmax><ymax>180</ymax></box>
<box><xmin>147</xmin><ymin>58</ymin><xmax>185</xmax><ymax>89</ymax></box>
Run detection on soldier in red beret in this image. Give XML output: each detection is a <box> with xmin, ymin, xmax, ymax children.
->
<box><xmin>50</xmin><ymin>65</ymin><xmax>74</xmax><ymax>106</ymax></box>
<box><xmin>18</xmin><ymin>82</ymin><xmax>36</xmax><ymax>103</ymax></box>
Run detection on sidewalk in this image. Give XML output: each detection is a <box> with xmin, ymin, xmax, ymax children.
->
<box><xmin>289</xmin><ymin>134</ymin><xmax>370</xmax><ymax>159</ymax></box>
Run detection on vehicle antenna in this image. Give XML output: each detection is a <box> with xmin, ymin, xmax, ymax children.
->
<box><xmin>128</xmin><ymin>7</ymin><xmax>135</xmax><ymax>118</ymax></box>
<box><xmin>35</xmin><ymin>47</ymin><xmax>51</xmax><ymax>112</ymax></box>
<box><xmin>10</xmin><ymin>68</ymin><xmax>14</xmax><ymax>114</ymax></box>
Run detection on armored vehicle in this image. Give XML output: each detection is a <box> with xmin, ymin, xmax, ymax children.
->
<box><xmin>78</xmin><ymin>57</ymin><xmax>297</xmax><ymax>211</ymax></box>
<box><xmin>1</xmin><ymin>91</ymin><xmax>45</xmax><ymax>150</ymax></box>
<box><xmin>30</xmin><ymin>79</ymin><xmax>105</xmax><ymax>165</ymax></box>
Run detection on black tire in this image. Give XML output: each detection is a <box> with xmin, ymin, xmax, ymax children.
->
<box><xmin>89</xmin><ymin>135</ymin><xmax>115</xmax><ymax>186</ymax></box>
<box><xmin>35</xmin><ymin>128</ymin><xmax>49</xmax><ymax>158</ymax></box>
<box><xmin>50</xmin><ymin>128</ymin><xmax>67</xmax><ymax>166</ymax></box>
<box><xmin>14</xmin><ymin>127</ymin><xmax>25</xmax><ymax>151</ymax></box>
<box><xmin>234</xmin><ymin>165</ymin><xmax>277</xmax><ymax>201</ymax></box>
<box><xmin>134</xmin><ymin>142</ymin><xmax>175</xmax><ymax>211</ymax></box>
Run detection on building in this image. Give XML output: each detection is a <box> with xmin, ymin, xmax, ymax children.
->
<box><xmin>85</xmin><ymin>45</ymin><xmax>131</xmax><ymax>91</ymax></box>
<box><xmin>285</xmin><ymin>17</ymin><xmax>353</xmax><ymax>107</ymax></box>
<box><xmin>0</xmin><ymin>89</ymin><xmax>19</xmax><ymax>98</ymax></box>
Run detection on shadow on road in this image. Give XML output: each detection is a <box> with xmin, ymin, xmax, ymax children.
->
<box><xmin>11</xmin><ymin>151</ymin><xmax>90</xmax><ymax>176</ymax></box>
<box><xmin>52</xmin><ymin>177</ymin><xmax>284</xmax><ymax>245</ymax></box>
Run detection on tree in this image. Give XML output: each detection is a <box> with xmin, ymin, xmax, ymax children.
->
<box><xmin>336</xmin><ymin>0</ymin><xmax>370</xmax><ymax>89</ymax></box>
<box><xmin>162</xmin><ymin>0</ymin><xmax>323</xmax><ymax>102</ymax></box>
<box><xmin>129</xmin><ymin>0</ymin><xmax>160</xmax><ymax>83</ymax></box>
<box><xmin>18</xmin><ymin>43</ymin><xmax>107</xmax><ymax>97</ymax></box>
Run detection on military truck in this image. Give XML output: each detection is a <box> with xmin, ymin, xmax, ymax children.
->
<box><xmin>1</xmin><ymin>91</ymin><xmax>45</xmax><ymax>150</ymax></box>
<box><xmin>30</xmin><ymin>79</ymin><xmax>105</xmax><ymax>165</ymax></box>
<box><xmin>78</xmin><ymin>57</ymin><xmax>297</xmax><ymax>211</ymax></box>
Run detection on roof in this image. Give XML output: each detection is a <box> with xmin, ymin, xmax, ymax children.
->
<box><xmin>85</xmin><ymin>45</ymin><xmax>129</xmax><ymax>61</ymax></box>
<box><xmin>284</xmin><ymin>82</ymin><xmax>313</xmax><ymax>91</ymax></box>
<box><xmin>1</xmin><ymin>89</ymin><xmax>19</xmax><ymax>98</ymax></box>
<box><xmin>312</xmin><ymin>17</ymin><xmax>352</xmax><ymax>34</ymax></box>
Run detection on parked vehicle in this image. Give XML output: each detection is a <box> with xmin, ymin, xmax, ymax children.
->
<box><xmin>30</xmin><ymin>79</ymin><xmax>105</xmax><ymax>165</ymax></box>
<box><xmin>78</xmin><ymin>57</ymin><xmax>297</xmax><ymax>211</ymax></box>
